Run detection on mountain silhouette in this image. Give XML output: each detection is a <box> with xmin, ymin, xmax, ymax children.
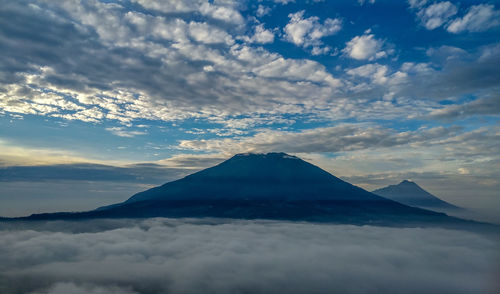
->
<box><xmin>118</xmin><ymin>152</ymin><xmax>388</xmax><ymax>204</ymax></box>
<box><xmin>4</xmin><ymin>153</ymin><xmax>478</xmax><ymax>227</ymax></box>
<box><xmin>372</xmin><ymin>180</ymin><xmax>461</xmax><ymax>211</ymax></box>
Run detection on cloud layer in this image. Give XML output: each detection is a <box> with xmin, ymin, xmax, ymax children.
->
<box><xmin>0</xmin><ymin>219</ymin><xmax>498</xmax><ymax>294</ymax></box>
<box><xmin>0</xmin><ymin>1</ymin><xmax>499</xmax><ymax>229</ymax></box>
<box><xmin>0</xmin><ymin>0</ymin><xmax>342</xmax><ymax>126</ymax></box>
<box><xmin>3</xmin><ymin>0</ymin><xmax>496</xmax><ymax>128</ymax></box>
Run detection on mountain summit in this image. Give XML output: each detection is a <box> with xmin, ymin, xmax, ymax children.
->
<box><xmin>372</xmin><ymin>180</ymin><xmax>461</xmax><ymax>211</ymax></box>
<box><xmin>11</xmin><ymin>153</ymin><xmax>462</xmax><ymax>225</ymax></box>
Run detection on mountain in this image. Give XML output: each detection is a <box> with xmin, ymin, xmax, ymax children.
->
<box><xmin>117</xmin><ymin>152</ymin><xmax>390</xmax><ymax>204</ymax></box>
<box><xmin>372</xmin><ymin>180</ymin><xmax>461</xmax><ymax>211</ymax></box>
<box><xmin>4</xmin><ymin>153</ymin><xmax>477</xmax><ymax>227</ymax></box>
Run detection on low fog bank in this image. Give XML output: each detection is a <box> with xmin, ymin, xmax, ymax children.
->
<box><xmin>1</xmin><ymin>219</ymin><xmax>499</xmax><ymax>294</ymax></box>
<box><xmin>439</xmin><ymin>208</ymin><xmax>500</xmax><ymax>226</ymax></box>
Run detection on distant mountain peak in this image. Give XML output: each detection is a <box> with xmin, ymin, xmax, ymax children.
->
<box><xmin>373</xmin><ymin>180</ymin><xmax>460</xmax><ymax>211</ymax></box>
<box><xmin>398</xmin><ymin>180</ymin><xmax>422</xmax><ymax>189</ymax></box>
<box><xmin>400</xmin><ymin>180</ymin><xmax>415</xmax><ymax>185</ymax></box>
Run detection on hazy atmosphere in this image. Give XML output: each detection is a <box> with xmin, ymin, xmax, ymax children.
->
<box><xmin>1</xmin><ymin>0</ymin><xmax>499</xmax><ymax>221</ymax></box>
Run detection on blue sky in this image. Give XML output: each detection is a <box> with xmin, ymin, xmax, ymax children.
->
<box><xmin>0</xmin><ymin>0</ymin><xmax>499</xmax><ymax>220</ymax></box>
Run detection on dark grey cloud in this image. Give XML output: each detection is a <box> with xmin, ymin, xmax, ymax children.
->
<box><xmin>28</xmin><ymin>283</ymin><xmax>138</xmax><ymax>294</ymax></box>
<box><xmin>435</xmin><ymin>128</ymin><xmax>500</xmax><ymax>161</ymax></box>
<box><xmin>404</xmin><ymin>44</ymin><xmax>500</xmax><ymax>100</ymax></box>
<box><xmin>427</xmin><ymin>96</ymin><xmax>500</xmax><ymax>120</ymax></box>
<box><xmin>158</xmin><ymin>154</ymin><xmax>226</xmax><ymax>169</ymax></box>
<box><xmin>0</xmin><ymin>180</ymin><xmax>150</xmax><ymax>217</ymax></box>
<box><xmin>0</xmin><ymin>163</ymin><xmax>188</xmax><ymax>183</ymax></box>
<box><xmin>0</xmin><ymin>163</ymin><xmax>193</xmax><ymax>217</ymax></box>
<box><xmin>0</xmin><ymin>1</ymin><xmax>105</xmax><ymax>88</ymax></box>
<box><xmin>179</xmin><ymin>125</ymin><xmax>463</xmax><ymax>154</ymax></box>
<box><xmin>0</xmin><ymin>219</ymin><xmax>498</xmax><ymax>294</ymax></box>
<box><xmin>342</xmin><ymin>44</ymin><xmax>500</xmax><ymax>108</ymax></box>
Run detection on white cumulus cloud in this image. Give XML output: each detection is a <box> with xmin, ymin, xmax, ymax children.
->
<box><xmin>256</xmin><ymin>5</ymin><xmax>271</xmax><ymax>17</ymax></box>
<box><xmin>284</xmin><ymin>10</ymin><xmax>342</xmax><ymax>55</ymax></box>
<box><xmin>408</xmin><ymin>0</ymin><xmax>428</xmax><ymax>9</ymax></box>
<box><xmin>417</xmin><ymin>1</ymin><xmax>457</xmax><ymax>30</ymax></box>
<box><xmin>189</xmin><ymin>22</ymin><xmax>234</xmax><ymax>45</ymax></box>
<box><xmin>447</xmin><ymin>4</ymin><xmax>500</xmax><ymax>33</ymax></box>
<box><xmin>343</xmin><ymin>31</ymin><xmax>391</xmax><ymax>61</ymax></box>
<box><xmin>242</xmin><ymin>24</ymin><xmax>275</xmax><ymax>44</ymax></box>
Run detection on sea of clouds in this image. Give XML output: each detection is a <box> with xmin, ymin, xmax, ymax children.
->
<box><xmin>0</xmin><ymin>218</ymin><xmax>499</xmax><ymax>294</ymax></box>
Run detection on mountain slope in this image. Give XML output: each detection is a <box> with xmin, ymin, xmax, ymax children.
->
<box><xmin>372</xmin><ymin>180</ymin><xmax>461</xmax><ymax>211</ymax></box>
<box><xmin>120</xmin><ymin>152</ymin><xmax>388</xmax><ymax>204</ymax></box>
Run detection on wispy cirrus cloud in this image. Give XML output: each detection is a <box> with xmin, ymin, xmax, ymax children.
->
<box><xmin>106</xmin><ymin>127</ymin><xmax>147</xmax><ymax>138</ymax></box>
